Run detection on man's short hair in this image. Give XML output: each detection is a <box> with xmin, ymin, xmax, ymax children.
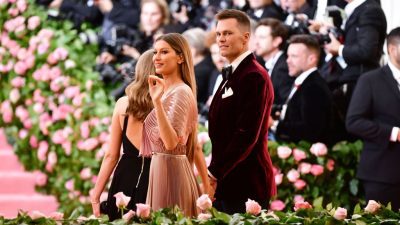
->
<box><xmin>215</xmin><ymin>9</ymin><xmax>251</xmax><ymax>33</ymax></box>
<box><xmin>289</xmin><ymin>34</ymin><xmax>320</xmax><ymax>57</ymax></box>
<box><xmin>257</xmin><ymin>18</ymin><xmax>289</xmax><ymax>49</ymax></box>
<box><xmin>387</xmin><ymin>27</ymin><xmax>400</xmax><ymax>48</ymax></box>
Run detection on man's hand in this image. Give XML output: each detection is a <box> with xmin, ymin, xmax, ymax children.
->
<box><xmin>324</xmin><ymin>33</ymin><xmax>341</xmax><ymax>56</ymax></box>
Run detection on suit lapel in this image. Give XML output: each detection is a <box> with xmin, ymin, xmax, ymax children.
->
<box><xmin>345</xmin><ymin>0</ymin><xmax>367</xmax><ymax>30</ymax></box>
<box><xmin>381</xmin><ymin>65</ymin><xmax>400</xmax><ymax>103</ymax></box>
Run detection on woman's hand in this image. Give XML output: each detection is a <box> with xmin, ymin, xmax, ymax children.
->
<box><xmin>148</xmin><ymin>75</ymin><xmax>165</xmax><ymax>105</ymax></box>
<box><xmin>91</xmin><ymin>199</ymin><xmax>101</xmax><ymax>217</ymax></box>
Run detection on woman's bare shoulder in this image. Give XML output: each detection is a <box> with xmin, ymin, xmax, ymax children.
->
<box><xmin>114</xmin><ymin>96</ymin><xmax>129</xmax><ymax>115</ymax></box>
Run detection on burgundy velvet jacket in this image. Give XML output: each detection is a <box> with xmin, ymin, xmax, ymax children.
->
<box><xmin>208</xmin><ymin>53</ymin><xmax>276</xmax><ymax>204</ymax></box>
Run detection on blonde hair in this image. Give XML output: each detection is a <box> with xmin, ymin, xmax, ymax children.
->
<box><xmin>141</xmin><ymin>0</ymin><xmax>170</xmax><ymax>27</ymax></box>
<box><xmin>125</xmin><ymin>49</ymin><xmax>155</xmax><ymax>121</ymax></box>
<box><xmin>154</xmin><ymin>33</ymin><xmax>197</xmax><ymax>164</ymax></box>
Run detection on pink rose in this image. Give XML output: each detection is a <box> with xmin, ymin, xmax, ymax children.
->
<box><xmin>197</xmin><ymin>213</ymin><xmax>212</xmax><ymax>220</ymax></box>
<box><xmin>245</xmin><ymin>199</ymin><xmax>262</xmax><ymax>215</ymax></box>
<box><xmin>293</xmin><ymin>201</ymin><xmax>312</xmax><ymax>211</ymax></box>
<box><xmin>30</xmin><ymin>210</ymin><xmax>46</xmax><ymax>219</ymax></box>
<box><xmin>277</xmin><ymin>146</ymin><xmax>292</xmax><ymax>159</ymax></box>
<box><xmin>326</xmin><ymin>159</ymin><xmax>335</xmax><ymax>171</ymax></box>
<box><xmin>11</xmin><ymin>76</ymin><xmax>25</xmax><ymax>88</ymax></box>
<box><xmin>286</xmin><ymin>169</ymin><xmax>300</xmax><ymax>183</ymax></box>
<box><xmin>334</xmin><ymin>207</ymin><xmax>347</xmax><ymax>220</ymax></box>
<box><xmin>294</xmin><ymin>179</ymin><xmax>306</xmax><ymax>190</ymax></box>
<box><xmin>18</xmin><ymin>129</ymin><xmax>28</xmax><ymax>139</ymax></box>
<box><xmin>310</xmin><ymin>143</ymin><xmax>328</xmax><ymax>157</ymax></box>
<box><xmin>310</xmin><ymin>164</ymin><xmax>324</xmax><ymax>176</ymax></box>
<box><xmin>65</xmin><ymin>59</ymin><xmax>76</xmax><ymax>69</ymax></box>
<box><xmin>49</xmin><ymin>212</ymin><xmax>64</xmax><ymax>220</ymax></box>
<box><xmin>65</xmin><ymin>179</ymin><xmax>74</xmax><ymax>191</ymax></box>
<box><xmin>270</xmin><ymin>200</ymin><xmax>285</xmax><ymax>211</ymax></box>
<box><xmin>37</xmin><ymin>141</ymin><xmax>49</xmax><ymax>161</ymax></box>
<box><xmin>293</xmin><ymin>195</ymin><xmax>304</xmax><ymax>203</ymax></box>
<box><xmin>136</xmin><ymin>203</ymin><xmax>151</xmax><ymax>218</ymax></box>
<box><xmin>14</xmin><ymin>61</ymin><xmax>28</xmax><ymax>75</ymax></box>
<box><xmin>10</xmin><ymin>88</ymin><xmax>20</xmax><ymax>103</ymax></box>
<box><xmin>114</xmin><ymin>192</ymin><xmax>131</xmax><ymax>209</ymax></box>
<box><xmin>34</xmin><ymin>171</ymin><xmax>47</xmax><ymax>186</ymax></box>
<box><xmin>196</xmin><ymin>194</ymin><xmax>212</xmax><ymax>210</ymax></box>
<box><xmin>27</xmin><ymin>16</ymin><xmax>40</xmax><ymax>30</ymax></box>
<box><xmin>275</xmin><ymin>173</ymin><xmax>283</xmax><ymax>185</ymax></box>
<box><xmin>298</xmin><ymin>162</ymin><xmax>311</xmax><ymax>174</ymax></box>
<box><xmin>293</xmin><ymin>149</ymin><xmax>306</xmax><ymax>162</ymax></box>
<box><xmin>80</xmin><ymin>168</ymin><xmax>92</xmax><ymax>180</ymax></box>
<box><xmin>122</xmin><ymin>210</ymin><xmax>135</xmax><ymax>221</ymax></box>
<box><xmin>30</xmin><ymin>136</ymin><xmax>38</xmax><ymax>148</ymax></box>
<box><xmin>197</xmin><ymin>132</ymin><xmax>210</xmax><ymax>145</ymax></box>
<box><xmin>364</xmin><ymin>200</ymin><xmax>381</xmax><ymax>214</ymax></box>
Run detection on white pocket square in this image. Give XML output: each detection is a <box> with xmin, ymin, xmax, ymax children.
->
<box><xmin>222</xmin><ymin>87</ymin><xmax>234</xmax><ymax>99</ymax></box>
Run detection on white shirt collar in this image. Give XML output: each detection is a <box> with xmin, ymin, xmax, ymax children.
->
<box><xmin>388</xmin><ymin>60</ymin><xmax>400</xmax><ymax>83</ymax></box>
<box><xmin>229</xmin><ymin>50</ymin><xmax>253</xmax><ymax>74</ymax></box>
<box><xmin>294</xmin><ymin>67</ymin><xmax>318</xmax><ymax>86</ymax></box>
<box><xmin>344</xmin><ymin>0</ymin><xmax>366</xmax><ymax>19</ymax></box>
<box><xmin>265</xmin><ymin>51</ymin><xmax>283</xmax><ymax>74</ymax></box>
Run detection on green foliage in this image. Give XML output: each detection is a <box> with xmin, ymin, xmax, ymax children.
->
<box><xmin>1</xmin><ymin>204</ymin><xmax>400</xmax><ymax>225</ymax></box>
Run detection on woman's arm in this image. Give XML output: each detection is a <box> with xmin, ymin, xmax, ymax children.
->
<box><xmin>91</xmin><ymin>97</ymin><xmax>126</xmax><ymax>216</ymax></box>
<box><xmin>194</xmin><ymin>144</ymin><xmax>212</xmax><ymax>196</ymax></box>
<box><xmin>148</xmin><ymin>75</ymin><xmax>180</xmax><ymax>150</ymax></box>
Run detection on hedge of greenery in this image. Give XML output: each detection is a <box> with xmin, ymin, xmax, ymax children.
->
<box><xmin>1</xmin><ymin>0</ymin><xmax>367</xmax><ymax>218</ymax></box>
<box><xmin>1</xmin><ymin>200</ymin><xmax>400</xmax><ymax>225</ymax></box>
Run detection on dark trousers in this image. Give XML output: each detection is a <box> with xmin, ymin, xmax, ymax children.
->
<box><xmin>363</xmin><ymin>180</ymin><xmax>400</xmax><ymax>211</ymax></box>
<box><xmin>213</xmin><ymin>198</ymin><xmax>269</xmax><ymax>215</ymax></box>
<box><xmin>213</xmin><ymin>199</ymin><xmax>246</xmax><ymax>214</ymax></box>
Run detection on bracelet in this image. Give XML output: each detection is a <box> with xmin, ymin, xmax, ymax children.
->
<box><xmin>91</xmin><ymin>201</ymin><xmax>100</xmax><ymax>204</ymax></box>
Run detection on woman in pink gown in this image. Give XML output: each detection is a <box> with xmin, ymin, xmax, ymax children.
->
<box><xmin>141</xmin><ymin>33</ymin><xmax>210</xmax><ymax>217</ymax></box>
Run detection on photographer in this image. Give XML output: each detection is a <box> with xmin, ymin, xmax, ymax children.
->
<box><xmin>38</xmin><ymin>0</ymin><xmax>103</xmax><ymax>29</ymax></box>
<box><xmin>322</xmin><ymin>0</ymin><xmax>387</xmax><ymax>116</ymax></box>
<box><xmin>96</xmin><ymin>0</ymin><xmax>170</xmax><ymax>100</ymax></box>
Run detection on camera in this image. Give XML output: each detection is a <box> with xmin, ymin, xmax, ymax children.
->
<box><xmin>170</xmin><ymin>0</ymin><xmax>193</xmax><ymax>14</ymax></box>
<box><xmin>104</xmin><ymin>24</ymin><xmax>139</xmax><ymax>56</ymax></box>
<box><xmin>95</xmin><ymin>63</ymin><xmax>122</xmax><ymax>84</ymax></box>
<box><xmin>312</xmin><ymin>27</ymin><xmax>344</xmax><ymax>45</ymax></box>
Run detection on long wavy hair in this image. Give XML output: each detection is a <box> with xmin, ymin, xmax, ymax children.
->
<box><xmin>125</xmin><ymin>49</ymin><xmax>155</xmax><ymax>121</ymax></box>
<box><xmin>154</xmin><ymin>33</ymin><xmax>198</xmax><ymax>164</ymax></box>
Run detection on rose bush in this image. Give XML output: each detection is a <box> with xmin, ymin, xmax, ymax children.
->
<box><xmin>0</xmin><ymin>0</ymin><xmax>113</xmax><ymax>215</ymax></box>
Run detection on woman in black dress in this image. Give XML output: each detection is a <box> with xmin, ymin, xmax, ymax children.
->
<box><xmin>91</xmin><ymin>50</ymin><xmax>155</xmax><ymax>220</ymax></box>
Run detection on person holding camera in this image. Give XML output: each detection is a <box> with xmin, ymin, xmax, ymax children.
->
<box><xmin>271</xmin><ymin>34</ymin><xmax>333</xmax><ymax>144</ymax></box>
<box><xmin>323</xmin><ymin>0</ymin><xmax>387</xmax><ymax>118</ymax></box>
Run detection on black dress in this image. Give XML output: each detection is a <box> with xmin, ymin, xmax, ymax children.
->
<box><xmin>100</xmin><ymin>116</ymin><xmax>151</xmax><ymax>221</ymax></box>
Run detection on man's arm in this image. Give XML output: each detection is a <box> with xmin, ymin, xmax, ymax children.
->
<box><xmin>346</xmin><ymin>75</ymin><xmax>392</xmax><ymax>145</ymax></box>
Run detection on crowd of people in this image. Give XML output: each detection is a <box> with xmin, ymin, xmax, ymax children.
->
<box><xmin>34</xmin><ymin>0</ymin><xmax>400</xmax><ymax>219</ymax></box>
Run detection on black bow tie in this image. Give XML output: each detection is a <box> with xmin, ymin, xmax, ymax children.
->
<box><xmin>222</xmin><ymin>65</ymin><xmax>232</xmax><ymax>81</ymax></box>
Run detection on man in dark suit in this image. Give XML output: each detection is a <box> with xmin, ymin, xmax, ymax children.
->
<box><xmin>272</xmin><ymin>34</ymin><xmax>333</xmax><ymax>144</ymax></box>
<box><xmin>208</xmin><ymin>9</ymin><xmax>276</xmax><ymax>214</ymax></box>
<box><xmin>254</xmin><ymin>18</ymin><xmax>295</xmax><ymax>110</ymax></box>
<box><xmin>346</xmin><ymin>27</ymin><xmax>400</xmax><ymax>211</ymax></box>
<box><xmin>324</xmin><ymin>0</ymin><xmax>387</xmax><ymax>117</ymax></box>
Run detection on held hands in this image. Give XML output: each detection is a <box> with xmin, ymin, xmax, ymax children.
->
<box><xmin>148</xmin><ymin>75</ymin><xmax>165</xmax><ymax>105</ymax></box>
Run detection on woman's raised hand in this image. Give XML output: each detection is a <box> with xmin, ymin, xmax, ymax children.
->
<box><xmin>148</xmin><ymin>75</ymin><xmax>165</xmax><ymax>105</ymax></box>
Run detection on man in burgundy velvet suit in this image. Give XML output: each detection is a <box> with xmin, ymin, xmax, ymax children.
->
<box><xmin>207</xmin><ymin>9</ymin><xmax>276</xmax><ymax>214</ymax></box>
